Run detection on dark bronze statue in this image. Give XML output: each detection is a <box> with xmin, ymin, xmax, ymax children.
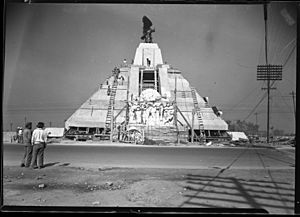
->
<box><xmin>141</xmin><ymin>16</ymin><xmax>155</xmax><ymax>43</ymax></box>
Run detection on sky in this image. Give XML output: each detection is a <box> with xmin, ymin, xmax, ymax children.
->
<box><xmin>3</xmin><ymin>2</ymin><xmax>297</xmax><ymax>134</ymax></box>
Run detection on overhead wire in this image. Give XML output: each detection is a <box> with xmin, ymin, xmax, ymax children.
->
<box><xmin>5</xmin><ymin>81</ymin><xmax>106</xmax><ymax>113</ymax></box>
<box><xmin>277</xmin><ymin>37</ymin><xmax>296</xmax><ymax>64</ymax></box>
<box><xmin>269</xmin><ymin>4</ymin><xmax>282</xmax><ymax>64</ymax></box>
<box><xmin>242</xmin><ymin>91</ymin><xmax>267</xmax><ymax>121</ymax></box>
<box><xmin>272</xmin><ymin>99</ymin><xmax>294</xmax><ymax>114</ymax></box>
<box><xmin>222</xmin><ymin>85</ymin><xmax>262</xmax><ymax>114</ymax></box>
<box><xmin>274</xmin><ymin>88</ymin><xmax>294</xmax><ymax>114</ymax></box>
<box><xmin>271</xmin><ymin>23</ymin><xmax>286</xmax><ymax>64</ymax></box>
<box><xmin>242</xmin><ymin>80</ymin><xmax>277</xmax><ymax>121</ymax></box>
<box><xmin>282</xmin><ymin>44</ymin><xmax>296</xmax><ymax>67</ymax></box>
<box><xmin>241</xmin><ymin>4</ymin><xmax>278</xmax><ymax>122</ymax></box>
<box><xmin>226</xmin><ymin>5</ymin><xmax>269</xmax><ymax>118</ymax></box>
<box><xmin>242</xmin><ymin>3</ymin><xmax>295</xmax><ymax>124</ymax></box>
<box><xmin>267</xmin><ymin>7</ymin><xmax>296</xmax><ymax>126</ymax></box>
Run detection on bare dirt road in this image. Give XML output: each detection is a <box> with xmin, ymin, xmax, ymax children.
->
<box><xmin>2</xmin><ymin>140</ymin><xmax>296</xmax><ymax>214</ymax></box>
<box><xmin>3</xmin><ymin>163</ymin><xmax>295</xmax><ymax>214</ymax></box>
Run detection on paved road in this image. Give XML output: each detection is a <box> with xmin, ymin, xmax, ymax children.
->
<box><xmin>3</xmin><ymin>143</ymin><xmax>295</xmax><ymax>169</ymax></box>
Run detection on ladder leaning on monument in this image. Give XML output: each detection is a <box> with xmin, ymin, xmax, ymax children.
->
<box><xmin>190</xmin><ymin>87</ymin><xmax>205</xmax><ymax>139</ymax></box>
<box><xmin>104</xmin><ymin>73</ymin><xmax>119</xmax><ymax>133</ymax></box>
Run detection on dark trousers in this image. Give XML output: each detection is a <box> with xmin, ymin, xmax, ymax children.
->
<box><xmin>21</xmin><ymin>145</ymin><xmax>32</xmax><ymax>167</ymax></box>
<box><xmin>30</xmin><ymin>143</ymin><xmax>45</xmax><ymax>168</ymax></box>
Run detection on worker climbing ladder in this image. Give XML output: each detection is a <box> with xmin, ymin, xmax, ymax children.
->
<box><xmin>191</xmin><ymin>87</ymin><xmax>205</xmax><ymax>138</ymax></box>
<box><xmin>104</xmin><ymin>68</ymin><xmax>120</xmax><ymax>134</ymax></box>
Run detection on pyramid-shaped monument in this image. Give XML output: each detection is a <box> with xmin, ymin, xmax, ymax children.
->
<box><xmin>65</xmin><ymin>16</ymin><xmax>228</xmax><ymax>143</ymax></box>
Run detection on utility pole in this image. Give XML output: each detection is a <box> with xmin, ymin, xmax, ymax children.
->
<box><xmin>264</xmin><ymin>3</ymin><xmax>270</xmax><ymax>143</ymax></box>
<box><xmin>257</xmin><ymin>3</ymin><xmax>282</xmax><ymax>143</ymax></box>
<box><xmin>254</xmin><ymin>112</ymin><xmax>258</xmax><ymax>125</ymax></box>
<box><xmin>290</xmin><ymin>91</ymin><xmax>296</xmax><ymax>121</ymax></box>
<box><xmin>254</xmin><ymin>112</ymin><xmax>258</xmax><ymax>135</ymax></box>
<box><xmin>290</xmin><ymin>91</ymin><xmax>296</xmax><ymax>135</ymax></box>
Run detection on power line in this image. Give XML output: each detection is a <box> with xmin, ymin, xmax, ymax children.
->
<box><xmin>240</xmin><ymin>74</ymin><xmax>277</xmax><ymax>122</ymax></box>
<box><xmin>223</xmin><ymin>86</ymin><xmax>262</xmax><ymax>114</ymax></box>
<box><xmin>243</xmin><ymin>73</ymin><xmax>277</xmax><ymax>122</ymax></box>
<box><xmin>283</xmin><ymin>44</ymin><xmax>296</xmax><ymax>67</ymax></box>
<box><xmin>243</xmin><ymin>91</ymin><xmax>267</xmax><ymax>121</ymax></box>
<box><xmin>275</xmin><ymin>88</ymin><xmax>294</xmax><ymax>114</ymax></box>
<box><xmin>270</xmin><ymin>17</ymin><xmax>284</xmax><ymax>63</ymax></box>
<box><xmin>279</xmin><ymin>38</ymin><xmax>296</xmax><ymax>60</ymax></box>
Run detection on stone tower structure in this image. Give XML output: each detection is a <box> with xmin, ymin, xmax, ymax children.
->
<box><xmin>65</xmin><ymin>17</ymin><xmax>228</xmax><ymax>143</ymax></box>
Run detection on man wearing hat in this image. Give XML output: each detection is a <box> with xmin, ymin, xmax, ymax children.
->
<box><xmin>30</xmin><ymin>122</ymin><xmax>48</xmax><ymax>169</ymax></box>
<box><xmin>20</xmin><ymin>122</ymin><xmax>33</xmax><ymax>167</ymax></box>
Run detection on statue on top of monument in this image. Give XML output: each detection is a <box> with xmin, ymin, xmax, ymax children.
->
<box><xmin>141</xmin><ymin>16</ymin><xmax>155</xmax><ymax>43</ymax></box>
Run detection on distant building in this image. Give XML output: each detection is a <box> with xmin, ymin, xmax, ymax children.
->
<box><xmin>227</xmin><ymin>131</ymin><xmax>249</xmax><ymax>141</ymax></box>
<box><xmin>44</xmin><ymin>128</ymin><xmax>65</xmax><ymax>138</ymax></box>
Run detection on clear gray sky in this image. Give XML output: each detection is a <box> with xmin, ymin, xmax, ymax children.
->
<box><xmin>4</xmin><ymin>2</ymin><xmax>297</xmax><ymax>134</ymax></box>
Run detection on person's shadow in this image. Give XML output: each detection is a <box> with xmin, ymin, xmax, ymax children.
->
<box><xmin>43</xmin><ymin>162</ymin><xmax>60</xmax><ymax>168</ymax></box>
<box><xmin>59</xmin><ymin>163</ymin><xmax>70</xmax><ymax>167</ymax></box>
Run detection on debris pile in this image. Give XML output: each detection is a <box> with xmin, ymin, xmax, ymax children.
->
<box><xmin>85</xmin><ymin>181</ymin><xmax>124</xmax><ymax>192</ymax></box>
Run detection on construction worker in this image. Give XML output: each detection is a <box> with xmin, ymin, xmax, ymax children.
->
<box><xmin>107</xmin><ymin>85</ymin><xmax>111</xmax><ymax>96</ymax></box>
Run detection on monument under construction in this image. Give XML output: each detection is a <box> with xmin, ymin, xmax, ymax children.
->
<box><xmin>65</xmin><ymin>16</ymin><xmax>229</xmax><ymax>143</ymax></box>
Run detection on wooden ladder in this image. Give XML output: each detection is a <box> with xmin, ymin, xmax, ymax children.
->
<box><xmin>104</xmin><ymin>75</ymin><xmax>119</xmax><ymax>132</ymax></box>
<box><xmin>191</xmin><ymin>87</ymin><xmax>204</xmax><ymax>134</ymax></box>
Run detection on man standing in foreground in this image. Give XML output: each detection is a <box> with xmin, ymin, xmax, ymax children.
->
<box><xmin>20</xmin><ymin>122</ymin><xmax>32</xmax><ymax>167</ymax></box>
<box><xmin>30</xmin><ymin>122</ymin><xmax>48</xmax><ymax>169</ymax></box>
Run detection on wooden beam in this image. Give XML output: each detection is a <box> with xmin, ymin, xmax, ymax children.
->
<box><xmin>192</xmin><ymin>109</ymin><xmax>195</xmax><ymax>143</ymax></box>
<box><xmin>176</xmin><ymin>107</ymin><xmax>191</xmax><ymax>129</ymax></box>
<box><xmin>176</xmin><ymin>106</ymin><xmax>201</xmax><ymax>142</ymax></box>
<box><xmin>174</xmin><ymin>76</ymin><xmax>179</xmax><ymax>144</ymax></box>
<box><xmin>113</xmin><ymin>105</ymin><xmax>127</xmax><ymax>122</ymax></box>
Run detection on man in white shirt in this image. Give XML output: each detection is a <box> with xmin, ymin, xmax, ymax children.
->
<box><xmin>30</xmin><ymin>122</ymin><xmax>48</xmax><ymax>169</ymax></box>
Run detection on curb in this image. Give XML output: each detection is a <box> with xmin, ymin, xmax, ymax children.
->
<box><xmin>4</xmin><ymin>142</ymin><xmax>286</xmax><ymax>149</ymax></box>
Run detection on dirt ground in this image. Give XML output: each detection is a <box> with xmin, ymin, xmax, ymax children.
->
<box><xmin>2</xmin><ymin>163</ymin><xmax>295</xmax><ymax>214</ymax></box>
